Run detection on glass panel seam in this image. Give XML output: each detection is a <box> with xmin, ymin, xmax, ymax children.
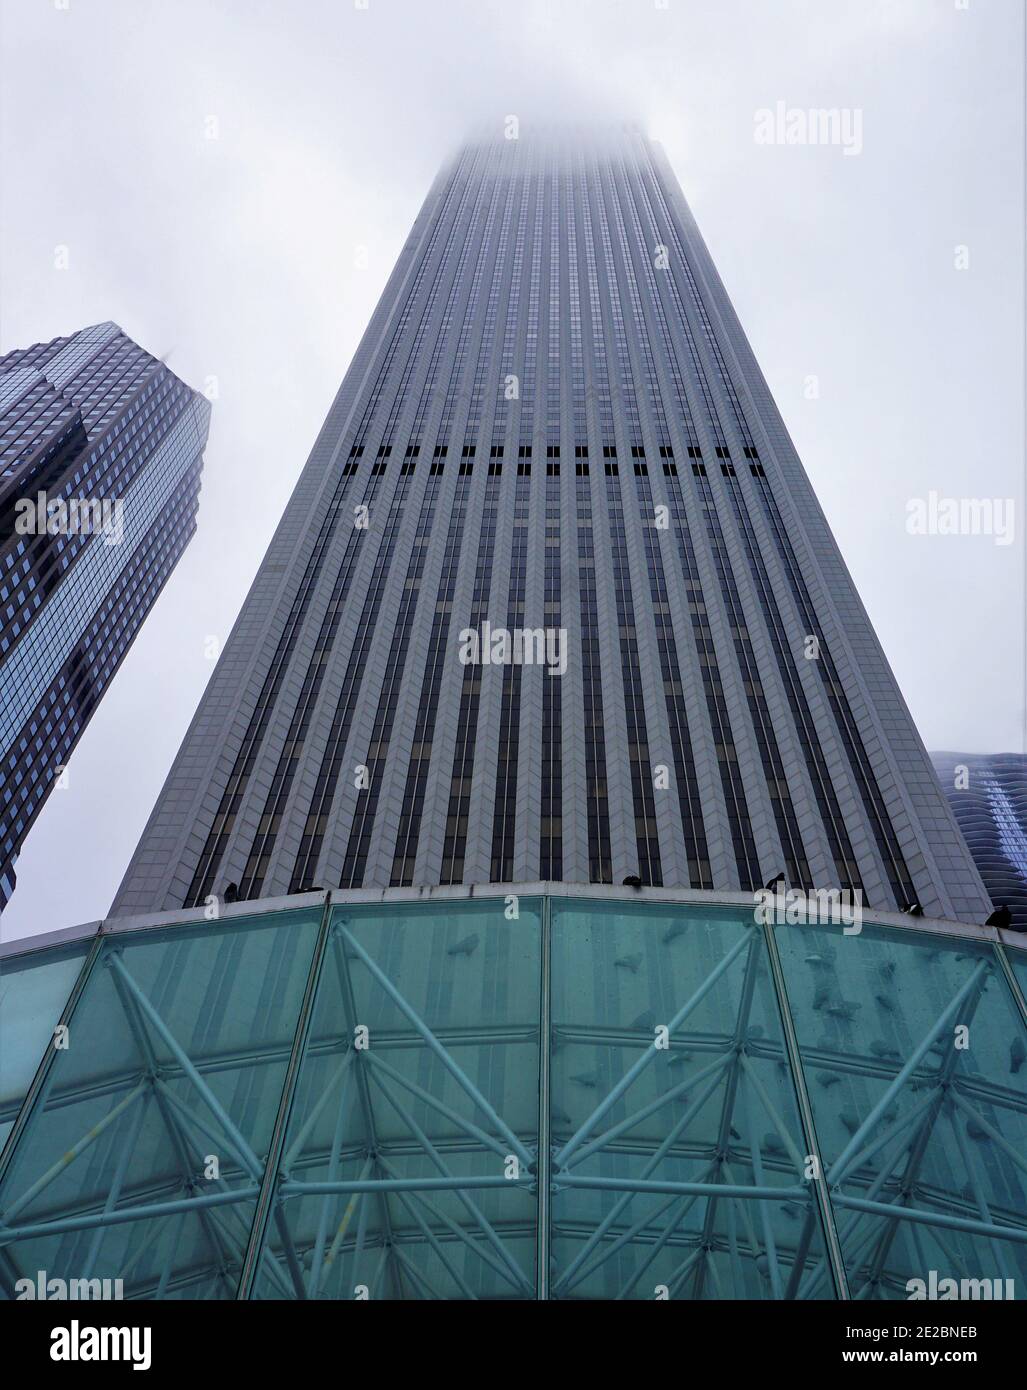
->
<box><xmin>0</xmin><ymin>927</ymin><xmax>103</xmax><ymax>1187</ymax></box>
<box><xmin>994</xmin><ymin>942</ymin><xmax>1027</xmax><ymax>1029</ymax></box>
<box><xmin>760</xmin><ymin>919</ymin><xmax>849</xmax><ymax>1300</ymax></box>
<box><xmin>537</xmin><ymin>892</ymin><xmax>551</xmax><ymax>1299</ymax></box>
<box><xmin>236</xmin><ymin>893</ymin><xmax>334</xmax><ymax>1299</ymax></box>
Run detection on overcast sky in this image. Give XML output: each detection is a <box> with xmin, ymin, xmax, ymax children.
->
<box><xmin>0</xmin><ymin>0</ymin><xmax>1023</xmax><ymax>942</ymax></box>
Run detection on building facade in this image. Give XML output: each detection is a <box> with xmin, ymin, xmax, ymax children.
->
<box><xmin>932</xmin><ymin>752</ymin><xmax>1027</xmax><ymax>932</ymax></box>
<box><xmin>111</xmin><ymin>127</ymin><xmax>987</xmax><ymax>923</ymax></box>
<box><xmin>0</xmin><ymin>322</ymin><xmax>210</xmax><ymax>912</ymax></box>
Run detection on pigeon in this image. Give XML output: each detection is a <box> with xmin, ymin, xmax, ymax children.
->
<box><xmin>762</xmin><ymin>1132</ymin><xmax>786</xmax><ymax>1156</ymax></box>
<box><xmin>447</xmin><ymin>932</ymin><xmax>479</xmax><ymax>957</ymax></box>
<box><xmin>223</xmin><ymin>881</ymin><xmax>239</xmax><ymax>904</ymax></box>
<box><xmin>903</xmin><ymin>902</ymin><xmax>924</xmax><ymax>917</ymax></box>
<box><xmin>986</xmin><ymin>905</ymin><xmax>1012</xmax><ymax>930</ymax></box>
<box><xmin>874</xmin><ymin>993</ymin><xmax>896</xmax><ymax>1014</ymax></box>
<box><xmin>614</xmin><ymin>952</ymin><xmax>643</xmax><ymax>973</ymax></box>
<box><xmin>1010</xmin><ymin>1037</ymin><xmax>1026</xmax><ymax>1076</ymax></box>
<box><xmin>816</xmin><ymin>1071</ymin><xmax>842</xmax><ymax>1090</ymax></box>
<box><xmin>622</xmin><ymin>875</ymin><xmax>643</xmax><ymax>889</ymax></box>
<box><xmin>764</xmin><ymin>873</ymin><xmax>785</xmax><ymax>891</ymax></box>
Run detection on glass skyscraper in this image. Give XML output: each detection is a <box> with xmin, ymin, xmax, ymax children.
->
<box><xmin>932</xmin><ymin>752</ymin><xmax>1027</xmax><ymax>932</ymax></box>
<box><xmin>2</xmin><ymin>131</ymin><xmax>1023</xmax><ymax>1303</ymax></box>
<box><xmin>0</xmin><ymin>322</ymin><xmax>210</xmax><ymax>915</ymax></box>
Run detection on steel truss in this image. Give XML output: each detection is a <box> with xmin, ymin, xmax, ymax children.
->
<box><xmin>1</xmin><ymin>899</ymin><xmax>1025</xmax><ymax>1300</ymax></box>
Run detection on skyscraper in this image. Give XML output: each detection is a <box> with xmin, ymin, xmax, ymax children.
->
<box><xmin>5</xmin><ymin>130</ymin><xmax>1024</xmax><ymax>1306</ymax></box>
<box><xmin>112</xmin><ymin>128</ymin><xmax>987</xmax><ymax>924</ymax></box>
<box><xmin>0</xmin><ymin>322</ymin><xmax>210</xmax><ymax>913</ymax></box>
<box><xmin>932</xmin><ymin>751</ymin><xmax>1027</xmax><ymax>931</ymax></box>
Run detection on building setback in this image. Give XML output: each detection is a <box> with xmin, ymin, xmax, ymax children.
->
<box><xmin>0</xmin><ymin>322</ymin><xmax>209</xmax><ymax>912</ymax></box>
<box><xmin>111</xmin><ymin>128</ymin><xmax>988</xmax><ymax>923</ymax></box>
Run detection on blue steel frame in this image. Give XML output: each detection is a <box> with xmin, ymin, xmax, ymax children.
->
<box><xmin>1</xmin><ymin>886</ymin><xmax>1025</xmax><ymax>1300</ymax></box>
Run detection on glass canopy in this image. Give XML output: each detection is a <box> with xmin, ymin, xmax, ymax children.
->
<box><xmin>1</xmin><ymin>893</ymin><xmax>1025</xmax><ymax>1300</ymax></box>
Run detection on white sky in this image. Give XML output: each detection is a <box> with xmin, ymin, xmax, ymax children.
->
<box><xmin>0</xmin><ymin>0</ymin><xmax>1023</xmax><ymax>942</ymax></box>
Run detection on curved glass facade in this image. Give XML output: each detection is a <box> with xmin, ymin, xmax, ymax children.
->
<box><xmin>932</xmin><ymin>752</ymin><xmax>1027</xmax><ymax>932</ymax></box>
<box><xmin>1</xmin><ymin>892</ymin><xmax>1025</xmax><ymax>1300</ymax></box>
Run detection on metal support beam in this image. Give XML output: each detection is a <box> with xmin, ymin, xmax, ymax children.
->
<box><xmin>537</xmin><ymin>892</ymin><xmax>551</xmax><ymax>1300</ymax></box>
<box><xmin>365</xmin><ymin>1066</ymin><xmax>532</xmax><ymax>1292</ymax></box>
<box><xmin>237</xmin><ymin>893</ymin><xmax>333</xmax><ymax>1299</ymax></box>
<box><xmin>555</xmin><ymin>926</ymin><xmax>754</xmax><ymax>1168</ymax></box>
<box><xmin>108</xmin><ymin>952</ymin><xmax>263</xmax><ymax>1181</ymax></box>
<box><xmin>553</xmin><ymin>1069</ymin><xmax>726</xmax><ymax>1295</ymax></box>
<box><xmin>1</xmin><ymin>1080</ymin><xmax>146</xmax><ymax>1225</ymax></box>
<box><xmin>994</xmin><ymin>943</ymin><xmax>1027</xmax><ymax>1029</ymax></box>
<box><xmin>0</xmin><ymin>930</ymin><xmax>104</xmax><ymax>1189</ymax></box>
<box><xmin>828</xmin><ymin>959</ymin><xmax>989</xmax><ymax>1188</ymax></box>
<box><xmin>0</xmin><ymin>1185</ymin><xmax>260</xmax><ymax>1243</ymax></box>
<box><xmin>830</xmin><ymin>1192</ymin><xmax>1027</xmax><ymax>1245</ymax></box>
<box><xmin>337</xmin><ymin>923</ymin><xmax>533</xmax><ymax>1170</ymax></box>
<box><xmin>556</xmin><ymin>1175</ymin><xmax>806</xmax><ymax>1201</ymax></box>
<box><xmin>761</xmin><ymin>917</ymin><xmax>848</xmax><ymax>1298</ymax></box>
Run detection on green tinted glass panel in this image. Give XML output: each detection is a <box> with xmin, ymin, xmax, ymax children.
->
<box><xmin>550</xmin><ymin>899</ymin><xmax>833</xmax><ymax>1299</ymax></box>
<box><xmin>0</xmin><ymin>940</ymin><xmax>89</xmax><ymax>1155</ymax></box>
<box><xmin>253</xmin><ymin>897</ymin><xmax>541</xmax><ymax>1300</ymax></box>
<box><xmin>1007</xmin><ymin>943</ymin><xmax>1027</xmax><ymax>1011</ymax></box>
<box><xmin>2</xmin><ymin>899</ymin><xmax>1023</xmax><ymax>1301</ymax></box>
<box><xmin>775</xmin><ymin>922</ymin><xmax>1027</xmax><ymax>1299</ymax></box>
<box><xmin>0</xmin><ymin>909</ymin><xmax>321</xmax><ymax>1299</ymax></box>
